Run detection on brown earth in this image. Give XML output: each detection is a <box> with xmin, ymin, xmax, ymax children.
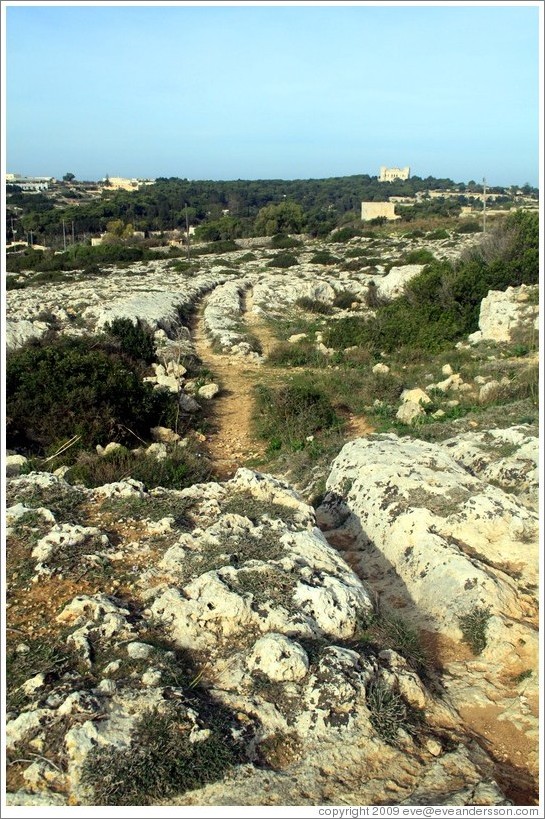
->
<box><xmin>191</xmin><ymin>287</ymin><xmax>374</xmax><ymax>480</ymax></box>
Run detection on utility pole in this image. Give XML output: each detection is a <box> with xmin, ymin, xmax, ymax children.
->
<box><xmin>482</xmin><ymin>177</ymin><xmax>487</xmax><ymax>234</ymax></box>
<box><xmin>185</xmin><ymin>202</ymin><xmax>191</xmax><ymax>261</ymax></box>
<box><xmin>62</xmin><ymin>219</ymin><xmax>67</xmax><ymax>251</ymax></box>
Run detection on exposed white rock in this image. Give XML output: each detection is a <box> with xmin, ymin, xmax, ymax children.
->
<box><xmin>468</xmin><ymin>284</ymin><xmax>539</xmax><ymax>344</ymax></box>
<box><xmin>396</xmin><ymin>401</ymin><xmax>425</xmax><ymax>424</ymax></box>
<box><xmin>5</xmin><ymin>319</ymin><xmax>49</xmax><ymax>351</ymax></box>
<box><xmin>6</xmin><ymin>454</ymin><xmax>29</xmax><ymax>476</ymax></box>
<box><xmin>247</xmin><ymin>634</ymin><xmax>309</xmax><ymax>682</ymax></box>
<box><xmin>198</xmin><ymin>382</ymin><xmax>220</xmax><ymax>399</ymax></box>
<box><xmin>376</xmin><ymin>265</ymin><xmax>424</xmax><ymax>300</ymax></box>
<box><xmin>150</xmin><ymin>426</ymin><xmax>180</xmax><ymax>443</ymax></box>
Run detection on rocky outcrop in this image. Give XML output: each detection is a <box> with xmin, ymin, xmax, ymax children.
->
<box><xmin>5</xmin><ymin>467</ymin><xmax>516</xmax><ymax>806</ymax></box>
<box><xmin>468</xmin><ymin>284</ymin><xmax>539</xmax><ymax>344</ymax></box>
<box><xmin>320</xmin><ymin>429</ymin><xmax>539</xmax><ymax>793</ymax></box>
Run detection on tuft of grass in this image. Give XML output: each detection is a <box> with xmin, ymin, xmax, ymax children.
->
<box><xmin>365</xmin><ymin>680</ymin><xmax>410</xmax><ymax>745</ymax></box>
<box><xmin>267</xmin><ymin>340</ymin><xmax>327</xmax><ymax>369</ymax></box>
<box><xmin>458</xmin><ymin>606</ymin><xmax>491</xmax><ymax>655</ymax></box>
<box><xmin>295</xmin><ymin>297</ymin><xmax>333</xmax><ymax>315</ymax></box>
<box><xmin>254</xmin><ymin>380</ymin><xmax>341</xmax><ymax>453</ymax></box>
<box><xmin>65</xmin><ymin>445</ymin><xmax>212</xmax><ymax>490</ymax></box>
<box><xmin>80</xmin><ymin>703</ymin><xmax>242</xmax><ymax>805</ymax></box>
<box><xmin>220</xmin><ymin>491</ymin><xmax>298</xmax><ymax>526</ymax></box>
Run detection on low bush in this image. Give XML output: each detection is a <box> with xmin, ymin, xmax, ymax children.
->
<box><xmin>322</xmin><ymin>315</ymin><xmax>371</xmax><ymax>350</ymax></box>
<box><xmin>403</xmin><ymin>248</ymin><xmax>436</xmax><ymax>265</ymax></box>
<box><xmin>266</xmin><ymin>252</ymin><xmax>299</xmax><ymax>269</ymax></box>
<box><xmin>329</xmin><ymin>226</ymin><xmax>360</xmax><ymax>243</ymax></box>
<box><xmin>254</xmin><ymin>381</ymin><xmax>340</xmax><ymax>451</ymax></box>
<box><xmin>6</xmin><ymin>335</ymin><xmax>175</xmax><ymax>454</ymax></box>
<box><xmin>104</xmin><ymin>317</ymin><xmax>156</xmax><ymax>364</ymax></box>
<box><xmin>310</xmin><ymin>250</ymin><xmax>338</xmax><ymax>265</ymax></box>
<box><xmin>270</xmin><ymin>233</ymin><xmax>302</xmax><ymax>249</ymax></box>
<box><xmin>456</xmin><ymin>220</ymin><xmax>481</xmax><ymax>234</ymax></box>
<box><xmin>195</xmin><ymin>239</ymin><xmax>239</xmax><ymax>255</ymax></box>
<box><xmin>333</xmin><ymin>290</ymin><xmax>359</xmax><ymax>309</ymax></box>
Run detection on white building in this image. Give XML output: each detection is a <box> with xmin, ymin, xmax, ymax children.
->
<box><xmin>378</xmin><ymin>166</ymin><xmax>410</xmax><ymax>183</ymax></box>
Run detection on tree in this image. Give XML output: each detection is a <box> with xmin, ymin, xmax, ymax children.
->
<box><xmin>63</xmin><ymin>172</ymin><xmax>76</xmax><ymax>182</ymax></box>
<box><xmin>254</xmin><ymin>201</ymin><xmax>305</xmax><ymax>236</ymax></box>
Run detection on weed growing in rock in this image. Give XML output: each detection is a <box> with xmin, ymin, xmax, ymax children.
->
<box><xmin>100</xmin><ymin>493</ymin><xmax>194</xmax><ymax>528</ymax></box>
<box><xmin>458</xmin><ymin>606</ymin><xmax>491</xmax><ymax>655</ymax></box>
<box><xmin>365</xmin><ymin>680</ymin><xmax>410</xmax><ymax>744</ymax></box>
<box><xmin>370</xmin><ymin>613</ymin><xmax>430</xmax><ymax>675</ymax></box>
<box><xmin>255</xmin><ymin>731</ymin><xmax>302</xmax><ymax>770</ymax></box>
<box><xmin>234</xmin><ymin>566</ymin><xmax>296</xmax><ymax>611</ymax></box>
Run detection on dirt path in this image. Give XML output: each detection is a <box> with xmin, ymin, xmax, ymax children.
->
<box><xmin>191</xmin><ymin>286</ymin><xmax>373</xmax><ymax>480</ymax></box>
<box><xmin>191</xmin><ymin>289</ymin><xmax>272</xmax><ymax>479</ymax></box>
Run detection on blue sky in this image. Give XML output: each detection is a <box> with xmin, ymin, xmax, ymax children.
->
<box><xmin>3</xmin><ymin>2</ymin><xmax>541</xmax><ymax>186</ymax></box>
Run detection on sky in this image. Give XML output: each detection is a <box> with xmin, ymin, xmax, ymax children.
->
<box><xmin>2</xmin><ymin>1</ymin><xmax>542</xmax><ymax>187</ymax></box>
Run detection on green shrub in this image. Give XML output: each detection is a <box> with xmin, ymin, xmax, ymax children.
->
<box><xmin>270</xmin><ymin>233</ymin><xmax>301</xmax><ymax>249</ymax></box>
<box><xmin>427</xmin><ymin>228</ymin><xmax>450</xmax><ymax>240</ymax></box>
<box><xmin>309</xmin><ymin>250</ymin><xmax>338</xmax><ymax>265</ymax></box>
<box><xmin>322</xmin><ymin>315</ymin><xmax>371</xmax><ymax>349</ymax></box>
<box><xmin>196</xmin><ymin>239</ymin><xmax>239</xmax><ymax>254</ymax></box>
<box><xmin>456</xmin><ymin>220</ymin><xmax>481</xmax><ymax>234</ymax></box>
<box><xmin>105</xmin><ymin>317</ymin><xmax>156</xmax><ymax>364</ymax></box>
<box><xmin>329</xmin><ymin>226</ymin><xmax>360</xmax><ymax>243</ymax></box>
<box><xmin>6</xmin><ymin>335</ymin><xmax>174</xmax><ymax>454</ymax></box>
<box><xmin>254</xmin><ymin>381</ymin><xmax>340</xmax><ymax>451</ymax></box>
<box><xmin>266</xmin><ymin>252</ymin><xmax>299</xmax><ymax>268</ymax></box>
<box><xmin>346</xmin><ymin>247</ymin><xmax>370</xmax><ymax>258</ymax></box>
<box><xmin>403</xmin><ymin>248</ymin><xmax>436</xmax><ymax>265</ymax></box>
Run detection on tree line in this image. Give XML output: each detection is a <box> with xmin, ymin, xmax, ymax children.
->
<box><xmin>5</xmin><ymin>174</ymin><xmax>537</xmax><ymax>247</ymax></box>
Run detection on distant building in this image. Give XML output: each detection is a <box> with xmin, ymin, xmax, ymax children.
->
<box><xmin>6</xmin><ymin>173</ymin><xmax>55</xmax><ymax>191</ymax></box>
<box><xmin>378</xmin><ymin>166</ymin><xmax>410</xmax><ymax>183</ymax></box>
<box><xmin>361</xmin><ymin>202</ymin><xmax>400</xmax><ymax>221</ymax></box>
<box><xmin>101</xmin><ymin>176</ymin><xmax>155</xmax><ymax>191</ymax></box>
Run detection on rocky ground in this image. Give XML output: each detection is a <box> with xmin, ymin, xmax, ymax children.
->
<box><xmin>4</xmin><ymin>230</ymin><xmax>540</xmax><ymax>807</ymax></box>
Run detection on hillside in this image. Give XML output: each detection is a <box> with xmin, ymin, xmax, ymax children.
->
<box><xmin>4</xmin><ymin>212</ymin><xmax>540</xmax><ymax>807</ymax></box>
